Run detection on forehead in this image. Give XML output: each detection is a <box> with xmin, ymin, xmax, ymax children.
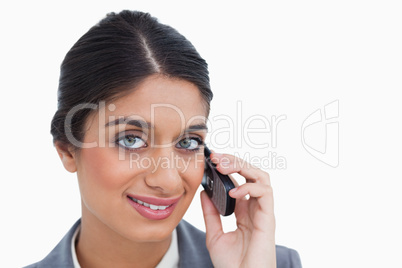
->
<box><xmin>103</xmin><ymin>75</ymin><xmax>208</xmax><ymax>129</ymax></box>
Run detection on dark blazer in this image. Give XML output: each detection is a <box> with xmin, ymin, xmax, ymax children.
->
<box><xmin>24</xmin><ymin>219</ymin><xmax>302</xmax><ymax>268</ymax></box>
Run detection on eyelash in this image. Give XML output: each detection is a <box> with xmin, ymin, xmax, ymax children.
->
<box><xmin>178</xmin><ymin>137</ymin><xmax>205</xmax><ymax>153</ymax></box>
<box><xmin>115</xmin><ymin>134</ymin><xmax>204</xmax><ymax>153</ymax></box>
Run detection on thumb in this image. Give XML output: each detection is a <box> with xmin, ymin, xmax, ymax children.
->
<box><xmin>200</xmin><ymin>191</ymin><xmax>223</xmax><ymax>245</ymax></box>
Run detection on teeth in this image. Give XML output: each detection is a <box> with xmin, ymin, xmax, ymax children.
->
<box><xmin>130</xmin><ymin>197</ymin><xmax>170</xmax><ymax>210</ymax></box>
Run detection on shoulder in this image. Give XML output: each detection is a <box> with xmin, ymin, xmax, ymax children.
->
<box><xmin>176</xmin><ymin>220</ymin><xmax>302</xmax><ymax>268</ymax></box>
<box><xmin>177</xmin><ymin>219</ymin><xmax>207</xmax><ymax>243</ymax></box>
<box><xmin>276</xmin><ymin>244</ymin><xmax>303</xmax><ymax>268</ymax></box>
<box><xmin>23</xmin><ymin>220</ymin><xmax>81</xmax><ymax>268</ymax></box>
<box><xmin>176</xmin><ymin>220</ymin><xmax>214</xmax><ymax>268</ymax></box>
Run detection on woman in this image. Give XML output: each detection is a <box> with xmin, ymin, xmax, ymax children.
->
<box><xmin>25</xmin><ymin>10</ymin><xmax>301</xmax><ymax>268</ymax></box>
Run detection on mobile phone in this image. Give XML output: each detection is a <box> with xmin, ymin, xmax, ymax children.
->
<box><xmin>201</xmin><ymin>146</ymin><xmax>236</xmax><ymax>216</ymax></box>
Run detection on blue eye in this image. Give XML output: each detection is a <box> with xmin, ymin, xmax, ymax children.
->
<box><xmin>118</xmin><ymin>135</ymin><xmax>146</xmax><ymax>149</ymax></box>
<box><xmin>176</xmin><ymin>137</ymin><xmax>203</xmax><ymax>151</ymax></box>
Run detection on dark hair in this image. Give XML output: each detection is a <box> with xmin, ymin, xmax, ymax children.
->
<box><xmin>50</xmin><ymin>10</ymin><xmax>212</xmax><ymax>150</ymax></box>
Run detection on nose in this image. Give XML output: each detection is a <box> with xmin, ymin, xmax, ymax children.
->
<box><xmin>144</xmin><ymin>148</ymin><xmax>183</xmax><ymax>194</ymax></box>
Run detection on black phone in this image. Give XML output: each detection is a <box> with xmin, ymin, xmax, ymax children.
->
<box><xmin>201</xmin><ymin>146</ymin><xmax>236</xmax><ymax>216</ymax></box>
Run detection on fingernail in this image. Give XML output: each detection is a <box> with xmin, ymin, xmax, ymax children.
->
<box><xmin>212</xmin><ymin>153</ymin><xmax>222</xmax><ymax>158</ymax></box>
<box><xmin>219</xmin><ymin>161</ymin><xmax>230</xmax><ymax>168</ymax></box>
<box><xmin>230</xmin><ymin>188</ymin><xmax>238</xmax><ymax>194</ymax></box>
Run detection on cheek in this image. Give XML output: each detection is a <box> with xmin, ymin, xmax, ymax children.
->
<box><xmin>77</xmin><ymin>147</ymin><xmax>131</xmax><ymax>194</ymax></box>
<box><xmin>181</xmin><ymin>155</ymin><xmax>205</xmax><ymax>193</ymax></box>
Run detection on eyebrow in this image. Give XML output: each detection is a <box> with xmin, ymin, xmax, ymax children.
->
<box><xmin>105</xmin><ymin>118</ymin><xmax>208</xmax><ymax>132</ymax></box>
<box><xmin>184</xmin><ymin>123</ymin><xmax>208</xmax><ymax>132</ymax></box>
<box><xmin>105</xmin><ymin>118</ymin><xmax>153</xmax><ymax>129</ymax></box>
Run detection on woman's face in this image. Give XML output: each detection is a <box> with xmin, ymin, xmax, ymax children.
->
<box><xmin>73</xmin><ymin>75</ymin><xmax>207</xmax><ymax>242</ymax></box>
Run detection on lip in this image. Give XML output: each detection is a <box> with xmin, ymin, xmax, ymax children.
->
<box><xmin>127</xmin><ymin>194</ymin><xmax>182</xmax><ymax>220</ymax></box>
<box><xmin>127</xmin><ymin>194</ymin><xmax>182</xmax><ymax>206</ymax></box>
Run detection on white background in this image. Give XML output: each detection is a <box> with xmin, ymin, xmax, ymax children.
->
<box><xmin>1</xmin><ymin>1</ymin><xmax>401</xmax><ymax>267</ymax></box>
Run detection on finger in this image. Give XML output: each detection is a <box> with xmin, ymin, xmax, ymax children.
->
<box><xmin>230</xmin><ymin>183</ymin><xmax>272</xmax><ymax>198</ymax></box>
<box><xmin>229</xmin><ymin>183</ymin><xmax>274</xmax><ymax>215</ymax></box>
<box><xmin>229</xmin><ymin>174</ymin><xmax>253</xmax><ymax>202</ymax></box>
<box><xmin>200</xmin><ymin>191</ymin><xmax>224</xmax><ymax>244</ymax></box>
<box><xmin>211</xmin><ymin>153</ymin><xmax>271</xmax><ymax>185</ymax></box>
<box><xmin>227</xmin><ymin>174</ymin><xmax>251</xmax><ymax>202</ymax></box>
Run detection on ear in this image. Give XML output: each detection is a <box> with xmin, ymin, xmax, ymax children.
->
<box><xmin>54</xmin><ymin>142</ymin><xmax>77</xmax><ymax>173</ymax></box>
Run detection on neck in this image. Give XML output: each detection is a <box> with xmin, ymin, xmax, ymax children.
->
<box><xmin>76</xmin><ymin>211</ymin><xmax>172</xmax><ymax>268</ymax></box>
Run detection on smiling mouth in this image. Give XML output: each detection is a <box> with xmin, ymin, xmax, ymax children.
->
<box><xmin>127</xmin><ymin>196</ymin><xmax>170</xmax><ymax>211</ymax></box>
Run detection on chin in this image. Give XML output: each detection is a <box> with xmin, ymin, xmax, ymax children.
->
<box><xmin>126</xmin><ymin>218</ymin><xmax>180</xmax><ymax>243</ymax></box>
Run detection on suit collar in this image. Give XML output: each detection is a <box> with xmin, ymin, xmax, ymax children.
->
<box><xmin>34</xmin><ymin>219</ymin><xmax>213</xmax><ymax>268</ymax></box>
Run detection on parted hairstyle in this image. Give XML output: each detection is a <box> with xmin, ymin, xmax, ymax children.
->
<box><xmin>50</xmin><ymin>10</ymin><xmax>213</xmax><ymax>150</ymax></box>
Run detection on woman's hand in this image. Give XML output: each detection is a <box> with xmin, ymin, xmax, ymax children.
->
<box><xmin>200</xmin><ymin>152</ymin><xmax>276</xmax><ymax>268</ymax></box>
